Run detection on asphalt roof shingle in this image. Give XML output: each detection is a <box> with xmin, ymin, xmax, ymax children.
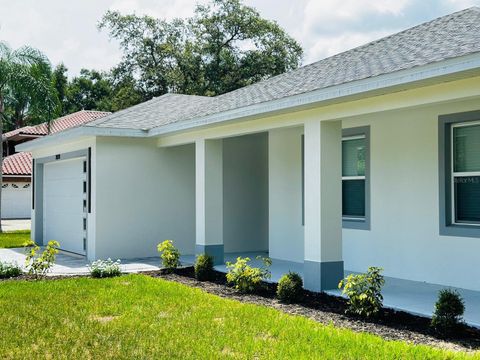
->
<box><xmin>82</xmin><ymin>7</ymin><xmax>480</xmax><ymax>132</ymax></box>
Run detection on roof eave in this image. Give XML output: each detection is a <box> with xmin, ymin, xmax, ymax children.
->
<box><xmin>148</xmin><ymin>52</ymin><xmax>480</xmax><ymax>137</ymax></box>
<box><xmin>16</xmin><ymin>126</ymin><xmax>148</xmax><ymax>152</ymax></box>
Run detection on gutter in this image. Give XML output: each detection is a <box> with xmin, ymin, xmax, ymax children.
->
<box><xmin>16</xmin><ymin>126</ymin><xmax>148</xmax><ymax>152</ymax></box>
<box><xmin>148</xmin><ymin>52</ymin><xmax>480</xmax><ymax>136</ymax></box>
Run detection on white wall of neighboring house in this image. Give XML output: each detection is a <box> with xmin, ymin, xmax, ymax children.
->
<box><xmin>1</xmin><ymin>181</ymin><xmax>31</xmax><ymax>219</ymax></box>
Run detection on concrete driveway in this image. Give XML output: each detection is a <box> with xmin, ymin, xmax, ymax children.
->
<box><xmin>2</xmin><ymin>219</ymin><xmax>31</xmax><ymax>231</ymax></box>
<box><xmin>0</xmin><ymin>247</ymin><xmax>162</xmax><ymax>276</ymax></box>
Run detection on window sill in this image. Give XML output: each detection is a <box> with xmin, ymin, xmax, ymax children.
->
<box><xmin>343</xmin><ymin>218</ymin><xmax>370</xmax><ymax>230</ymax></box>
<box><xmin>440</xmin><ymin>223</ymin><xmax>480</xmax><ymax>238</ymax></box>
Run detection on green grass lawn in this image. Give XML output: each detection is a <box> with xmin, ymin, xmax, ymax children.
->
<box><xmin>0</xmin><ymin>230</ymin><xmax>31</xmax><ymax>248</ymax></box>
<box><xmin>0</xmin><ymin>275</ymin><xmax>477</xmax><ymax>359</ymax></box>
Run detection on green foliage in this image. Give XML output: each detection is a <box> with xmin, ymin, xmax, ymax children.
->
<box><xmin>157</xmin><ymin>240</ymin><xmax>181</xmax><ymax>271</ymax></box>
<box><xmin>339</xmin><ymin>267</ymin><xmax>385</xmax><ymax>318</ymax></box>
<box><xmin>431</xmin><ymin>289</ymin><xmax>465</xmax><ymax>337</ymax></box>
<box><xmin>0</xmin><ymin>261</ymin><xmax>22</xmax><ymax>278</ymax></box>
<box><xmin>194</xmin><ymin>254</ymin><xmax>215</xmax><ymax>281</ymax></box>
<box><xmin>277</xmin><ymin>272</ymin><xmax>303</xmax><ymax>303</ymax></box>
<box><xmin>99</xmin><ymin>0</ymin><xmax>303</xmax><ymax>98</ymax></box>
<box><xmin>226</xmin><ymin>256</ymin><xmax>271</xmax><ymax>293</ymax></box>
<box><xmin>0</xmin><ymin>42</ymin><xmax>58</xmax><ymax>132</ymax></box>
<box><xmin>24</xmin><ymin>240</ymin><xmax>60</xmax><ymax>278</ymax></box>
<box><xmin>89</xmin><ymin>258</ymin><xmax>122</xmax><ymax>278</ymax></box>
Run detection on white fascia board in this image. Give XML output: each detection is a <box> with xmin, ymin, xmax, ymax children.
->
<box><xmin>148</xmin><ymin>52</ymin><xmax>480</xmax><ymax>137</ymax></box>
<box><xmin>16</xmin><ymin>126</ymin><xmax>148</xmax><ymax>152</ymax></box>
<box><xmin>3</xmin><ymin>175</ymin><xmax>31</xmax><ymax>178</ymax></box>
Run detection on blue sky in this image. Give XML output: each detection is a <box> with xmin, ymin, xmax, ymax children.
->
<box><xmin>1</xmin><ymin>0</ymin><xmax>479</xmax><ymax>76</ymax></box>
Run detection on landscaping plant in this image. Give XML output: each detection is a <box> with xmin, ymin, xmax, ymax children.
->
<box><xmin>277</xmin><ymin>271</ymin><xmax>303</xmax><ymax>303</ymax></box>
<box><xmin>0</xmin><ymin>261</ymin><xmax>22</xmax><ymax>279</ymax></box>
<box><xmin>431</xmin><ymin>289</ymin><xmax>465</xmax><ymax>337</ymax></box>
<box><xmin>339</xmin><ymin>266</ymin><xmax>385</xmax><ymax>318</ymax></box>
<box><xmin>157</xmin><ymin>240</ymin><xmax>180</xmax><ymax>271</ymax></box>
<box><xmin>89</xmin><ymin>258</ymin><xmax>122</xmax><ymax>278</ymax></box>
<box><xmin>24</xmin><ymin>240</ymin><xmax>60</xmax><ymax>278</ymax></box>
<box><xmin>194</xmin><ymin>254</ymin><xmax>215</xmax><ymax>281</ymax></box>
<box><xmin>226</xmin><ymin>256</ymin><xmax>272</xmax><ymax>293</ymax></box>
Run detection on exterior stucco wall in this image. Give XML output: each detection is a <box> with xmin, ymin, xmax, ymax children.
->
<box><xmin>223</xmin><ymin>133</ymin><xmax>269</xmax><ymax>253</ymax></box>
<box><xmin>95</xmin><ymin>138</ymin><xmax>195</xmax><ymax>259</ymax></box>
<box><xmin>342</xmin><ymin>98</ymin><xmax>480</xmax><ymax>291</ymax></box>
<box><xmin>268</xmin><ymin>127</ymin><xmax>304</xmax><ymax>263</ymax></box>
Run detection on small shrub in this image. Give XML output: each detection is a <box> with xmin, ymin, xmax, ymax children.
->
<box><xmin>194</xmin><ymin>254</ymin><xmax>214</xmax><ymax>281</ymax></box>
<box><xmin>431</xmin><ymin>289</ymin><xmax>465</xmax><ymax>337</ymax></box>
<box><xmin>277</xmin><ymin>272</ymin><xmax>303</xmax><ymax>303</ymax></box>
<box><xmin>339</xmin><ymin>266</ymin><xmax>385</xmax><ymax>318</ymax></box>
<box><xmin>157</xmin><ymin>240</ymin><xmax>180</xmax><ymax>271</ymax></box>
<box><xmin>24</xmin><ymin>240</ymin><xmax>60</xmax><ymax>278</ymax></box>
<box><xmin>226</xmin><ymin>256</ymin><xmax>271</xmax><ymax>293</ymax></box>
<box><xmin>89</xmin><ymin>258</ymin><xmax>122</xmax><ymax>278</ymax></box>
<box><xmin>0</xmin><ymin>261</ymin><xmax>22</xmax><ymax>279</ymax></box>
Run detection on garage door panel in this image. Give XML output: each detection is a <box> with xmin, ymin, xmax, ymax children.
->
<box><xmin>1</xmin><ymin>183</ymin><xmax>31</xmax><ymax>219</ymax></box>
<box><xmin>44</xmin><ymin>158</ymin><xmax>86</xmax><ymax>255</ymax></box>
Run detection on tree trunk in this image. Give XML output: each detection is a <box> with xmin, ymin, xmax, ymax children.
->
<box><xmin>0</xmin><ymin>94</ymin><xmax>4</xmax><ymax>233</ymax></box>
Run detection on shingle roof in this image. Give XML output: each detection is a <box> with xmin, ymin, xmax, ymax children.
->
<box><xmin>3</xmin><ymin>110</ymin><xmax>110</xmax><ymax>139</ymax></box>
<box><xmin>85</xmin><ymin>7</ymin><xmax>480</xmax><ymax>132</ymax></box>
<box><xmin>2</xmin><ymin>152</ymin><xmax>32</xmax><ymax>176</ymax></box>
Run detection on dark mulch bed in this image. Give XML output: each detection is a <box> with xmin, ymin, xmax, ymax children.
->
<box><xmin>2</xmin><ymin>267</ymin><xmax>479</xmax><ymax>352</ymax></box>
<box><xmin>149</xmin><ymin>267</ymin><xmax>480</xmax><ymax>353</ymax></box>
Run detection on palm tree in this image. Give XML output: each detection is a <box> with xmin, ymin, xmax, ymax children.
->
<box><xmin>0</xmin><ymin>42</ymin><xmax>56</xmax><ymax>232</ymax></box>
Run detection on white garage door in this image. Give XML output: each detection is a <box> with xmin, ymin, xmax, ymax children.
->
<box><xmin>1</xmin><ymin>182</ymin><xmax>32</xmax><ymax>219</ymax></box>
<box><xmin>44</xmin><ymin>158</ymin><xmax>87</xmax><ymax>255</ymax></box>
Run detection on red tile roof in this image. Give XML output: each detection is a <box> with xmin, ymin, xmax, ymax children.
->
<box><xmin>3</xmin><ymin>110</ymin><xmax>110</xmax><ymax>139</ymax></box>
<box><xmin>2</xmin><ymin>110</ymin><xmax>110</xmax><ymax>177</ymax></box>
<box><xmin>2</xmin><ymin>152</ymin><xmax>32</xmax><ymax>176</ymax></box>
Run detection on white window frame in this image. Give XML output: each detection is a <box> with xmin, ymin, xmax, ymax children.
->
<box><xmin>342</xmin><ymin>134</ymin><xmax>366</xmax><ymax>221</ymax></box>
<box><xmin>451</xmin><ymin>120</ymin><xmax>480</xmax><ymax>226</ymax></box>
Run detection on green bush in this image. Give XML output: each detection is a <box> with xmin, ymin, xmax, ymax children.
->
<box><xmin>194</xmin><ymin>254</ymin><xmax>215</xmax><ymax>281</ymax></box>
<box><xmin>431</xmin><ymin>289</ymin><xmax>465</xmax><ymax>337</ymax></box>
<box><xmin>226</xmin><ymin>256</ymin><xmax>271</xmax><ymax>293</ymax></box>
<box><xmin>157</xmin><ymin>240</ymin><xmax>180</xmax><ymax>271</ymax></box>
<box><xmin>277</xmin><ymin>272</ymin><xmax>303</xmax><ymax>303</ymax></box>
<box><xmin>0</xmin><ymin>261</ymin><xmax>22</xmax><ymax>278</ymax></box>
<box><xmin>339</xmin><ymin>267</ymin><xmax>385</xmax><ymax>318</ymax></box>
<box><xmin>24</xmin><ymin>240</ymin><xmax>60</xmax><ymax>278</ymax></box>
<box><xmin>89</xmin><ymin>258</ymin><xmax>122</xmax><ymax>278</ymax></box>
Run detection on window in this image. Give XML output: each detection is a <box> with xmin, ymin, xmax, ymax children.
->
<box><xmin>342</xmin><ymin>127</ymin><xmax>370</xmax><ymax>230</ymax></box>
<box><xmin>451</xmin><ymin>121</ymin><xmax>480</xmax><ymax>225</ymax></box>
<box><xmin>439</xmin><ymin>110</ymin><xmax>480</xmax><ymax>238</ymax></box>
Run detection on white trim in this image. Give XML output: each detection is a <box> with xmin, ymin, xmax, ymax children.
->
<box><xmin>342</xmin><ymin>135</ymin><xmax>366</xmax><ymax>141</ymax></box>
<box><xmin>342</xmin><ymin>176</ymin><xmax>366</xmax><ymax>180</ymax></box>
<box><xmin>2</xmin><ymin>175</ymin><xmax>31</xmax><ymax>178</ymax></box>
<box><xmin>16</xmin><ymin>126</ymin><xmax>148</xmax><ymax>152</ymax></box>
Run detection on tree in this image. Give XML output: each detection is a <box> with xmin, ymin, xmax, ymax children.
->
<box><xmin>0</xmin><ymin>42</ymin><xmax>56</xmax><ymax>231</ymax></box>
<box><xmin>65</xmin><ymin>69</ymin><xmax>113</xmax><ymax>113</ymax></box>
<box><xmin>52</xmin><ymin>63</ymin><xmax>69</xmax><ymax>116</ymax></box>
<box><xmin>99</xmin><ymin>0</ymin><xmax>303</xmax><ymax>98</ymax></box>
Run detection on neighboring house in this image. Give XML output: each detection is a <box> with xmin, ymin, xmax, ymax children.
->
<box><xmin>18</xmin><ymin>8</ymin><xmax>480</xmax><ymax>293</ymax></box>
<box><xmin>2</xmin><ymin>110</ymin><xmax>110</xmax><ymax>219</ymax></box>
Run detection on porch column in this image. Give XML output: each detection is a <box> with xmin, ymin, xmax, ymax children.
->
<box><xmin>195</xmin><ymin>138</ymin><xmax>224</xmax><ymax>265</ymax></box>
<box><xmin>303</xmin><ymin>120</ymin><xmax>343</xmax><ymax>291</ymax></box>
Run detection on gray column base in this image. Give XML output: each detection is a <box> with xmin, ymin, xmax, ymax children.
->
<box><xmin>195</xmin><ymin>244</ymin><xmax>224</xmax><ymax>265</ymax></box>
<box><xmin>304</xmin><ymin>260</ymin><xmax>344</xmax><ymax>292</ymax></box>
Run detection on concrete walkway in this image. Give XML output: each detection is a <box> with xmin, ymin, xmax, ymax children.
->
<box><xmin>1</xmin><ymin>219</ymin><xmax>31</xmax><ymax>231</ymax></box>
<box><xmin>0</xmin><ymin>247</ymin><xmax>161</xmax><ymax>275</ymax></box>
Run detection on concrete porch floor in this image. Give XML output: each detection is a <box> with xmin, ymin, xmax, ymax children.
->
<box><xmin>182</xmin><ymin>251</ymin><xmax>480</xmax><ymax>328</ymax></box>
